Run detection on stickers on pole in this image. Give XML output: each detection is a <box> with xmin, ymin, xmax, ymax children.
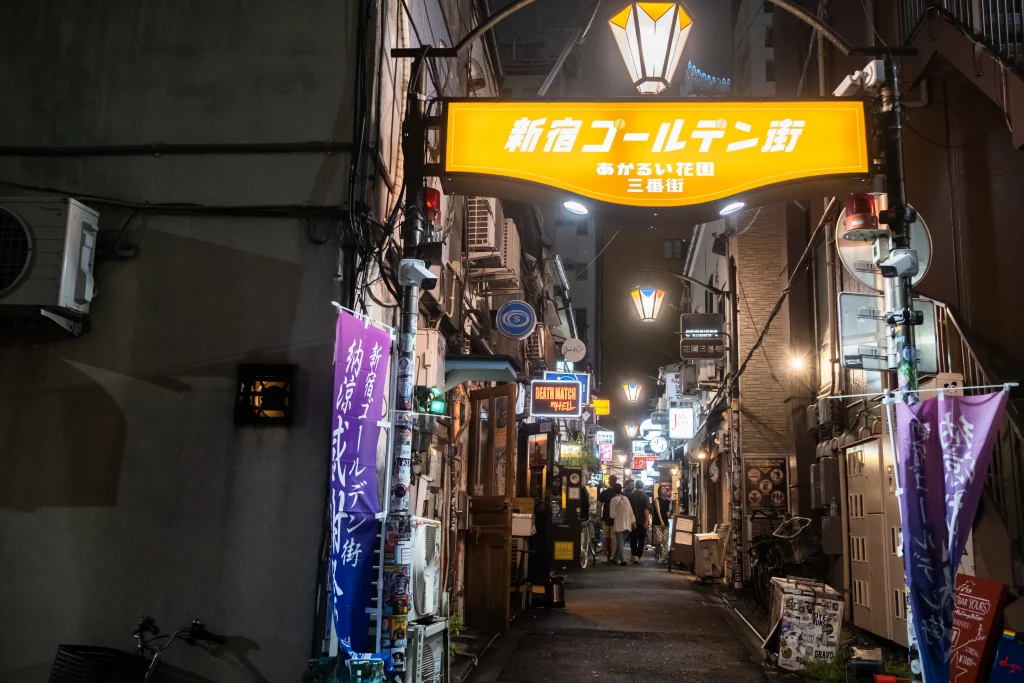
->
<box><xmin>496</xmin><ymin>300</ymin><xmax>537</xmax><ymax>340</ymax></box>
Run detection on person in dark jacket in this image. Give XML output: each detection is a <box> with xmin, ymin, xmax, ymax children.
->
<box><xmin>597</xmin><ymin>476</ymin><xmax>619</xmax><ymax>562</ymax></box>
<box><xmin>628</xmin><ymin>480</ymin><xmax>652</xmax><ymax>564</ymax></box>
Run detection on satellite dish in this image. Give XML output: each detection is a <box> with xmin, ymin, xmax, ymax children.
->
<box><xmin>835</xmin><ymin>192</ymin><xmax>932</xmax><ymax>292</ymax></box>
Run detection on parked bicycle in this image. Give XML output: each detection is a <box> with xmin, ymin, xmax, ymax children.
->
<box><xmin>579</xmin><ymin>514</ymin><xmax>599</xmax><ymax>569</ymax></box>
<box><xmin>748</xmin><ymin>514</ymin><xmax>823</xmax><ymax>609</ymax></box>
<box><xmin>49</xmin><ymin>615</ymin><xmax>226</xmax><ymax>683</ymax></box>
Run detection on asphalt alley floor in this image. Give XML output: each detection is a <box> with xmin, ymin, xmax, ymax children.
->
<box><xmin>468</xmin><ymin>555</ymin><xmax>771</xmax><ymax>683</ymax></box>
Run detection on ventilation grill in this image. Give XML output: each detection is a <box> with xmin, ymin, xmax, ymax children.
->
<box><xmin>0</xmin><ymin>207</ymin><xmax>32</xmax><ymax>296</ymax></box>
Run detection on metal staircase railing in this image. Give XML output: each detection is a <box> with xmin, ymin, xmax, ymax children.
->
<box><xmin>899</xmin><ymin>0</ymin><xmax>1024</xmax><ymax>67</ymax></box>
<box><xmin>933</xmin><ymin>301</ymin><xmax>1024</xmax><ymax>586</ymax></box>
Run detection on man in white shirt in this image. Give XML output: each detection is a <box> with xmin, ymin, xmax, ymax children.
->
<box><xmin>608</xmin><ymin>484</ymin><xmax>636</xmax><ymax>566</ymax></box>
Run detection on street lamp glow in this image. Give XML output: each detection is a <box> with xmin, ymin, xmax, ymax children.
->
<box><xmin>564</xmin><ymin>200</ymin><xmax>589</xmax><ymax>215</ymax></box>
<box><xmin>631</xmin><ymin>287</ymin><xmax>665</xmax><ymax>322</ymax></box>
<box><xmin>619</xmin><ymin>453</ymin><xmax>627</xmax><ymax>463</ymax></box>
<box><xmin>609</xmin><ymin>2</ymin><xmax>693</xmax><ymax>95</ymax></box>
<box><xmin>625</xmin><ymin>424</ymin><xmax>639</xmax><ymax>438</ymax></box>
<box><xmin>720</xmin><ymin>201</ymin><xmax>745</xmax><ymax>215</ymax></box>
<box><xmin>697</xmin><ymin>451</ymin><xmax>707</xmax><ymax>459</ymax></box>
<box><xmin>790</xmin><ymin>355</ymin><xmax>806</xmax><ymax>371</ymax></box>
<box><xmin>623</xmin><ymin>383</ymin><xmax>643</xmax><ymax>402</ymax></box>
<box><xmin>671</xmin><ymin>467</ymin><xmax>679</xmax><ymax>476</ymax></box>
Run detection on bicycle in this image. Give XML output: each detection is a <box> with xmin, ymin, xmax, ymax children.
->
<box><xmin>49</xmin><ymin>615</ymin><xmax>226</xmax><ymax>683</ymax></box>
<box><xmin>748</xmin><ymin>515</ymin><xmax>820</xmax><ymax>609</ymax></box>
<box><xmin>579</xmin><ymin>515</ymin><xmax>598</xmax><ymax>569</ymax></box>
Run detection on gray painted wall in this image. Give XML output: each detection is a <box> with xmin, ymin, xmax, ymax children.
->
<box><xmin>0</xmin><ymin>2</ymin><xmax>363</xmax><ymax>680</ymax></box>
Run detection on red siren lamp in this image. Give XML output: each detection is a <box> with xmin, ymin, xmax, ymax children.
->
<box><xmin>842</xmin><ymin>192</ymin><xmax>881</xmax><ymax>241</ymax></box>
<box><xmin>425</xmin><ymin>187</ymin><xmax>442</xmax><ymax>223</ymax></box>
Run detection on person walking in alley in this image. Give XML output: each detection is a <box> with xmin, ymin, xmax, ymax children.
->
<box><xmin>609</xmin><ymin>483</ymin><xmax>635</xmax><ymax>566</ymax></box>
<box><xmin>597</xmin><ymin>475</ymin><xmax>619</xmax><ymax>563</ymax></box>
<box><xmin>652</xmin><ymin>483</ymin><xmax>674</xmax><ymax>564</ymax></box>
<box><xmin>628</xmin><ymin>480</ymin><xmax>651</xmax><ymax>564</ymax></box>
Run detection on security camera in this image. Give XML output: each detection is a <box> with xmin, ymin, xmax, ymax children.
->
<box><xmin>878</xmin><ymin>249</ymin><xmax>919</xmax><ymax>279</ymax></box>
<box><xmin>833</xmin><ymin>59</ymin><xmax>885</xmax><ymax>97</ymax></box>
<box><xmin>397</xmin><ymin>258</ymin><xmax>438</xmax><ymax>290</ymax></box>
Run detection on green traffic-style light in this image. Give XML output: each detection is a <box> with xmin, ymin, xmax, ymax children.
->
<box><xmin>428</xmin><ymin>398</ymin><xmax>447</xmax><ymax>415</ymax></box>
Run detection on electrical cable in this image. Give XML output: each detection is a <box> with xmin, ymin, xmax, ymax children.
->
<box><xmin>576</xmin><ymin>228</ymin><xmax>620</xmax><ymax>279</ymax></box>
<box><xmin>904</xmin><ymin>119</ymin><xmax>988</xmax><ymax>149</ymax></box>
<box><xmin>705</xmin><ymin>198</ymin><xmax>841</xmax><ymax>411</ymax></box>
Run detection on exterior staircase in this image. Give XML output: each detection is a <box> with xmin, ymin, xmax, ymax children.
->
<box><xmin>898</xmin><ymin>0</ymin><xmax>1024</xmax><ymax>148</ymax></box>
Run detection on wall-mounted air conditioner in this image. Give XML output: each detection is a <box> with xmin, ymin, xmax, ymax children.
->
<box><xmin>0</xmin><ymin>197</ymin><xmax>99</xmax><ymax>318</ymax></box>
<box><xmin>408</xmin><ymin>516</ymin><xmax>441</xmax><ymax>623</ymax></box>
<box><xmin>467</xmin><ymin>197</ymin><xmax>498</xmax><ymax>251</ymax></box>
<box><xmin>405</xmin><ymin>620</ymin><xmax>445</xmax><ymax>683</ymax></box>
<box><xmin>414</xmin><ymin>329</ymin><xmax>446</xmax><ymax>390</ymax></box>
<box><xmin>501</xmin><ymin>218</ymin><xmax>521</xmax><ymax>274</ymax></box>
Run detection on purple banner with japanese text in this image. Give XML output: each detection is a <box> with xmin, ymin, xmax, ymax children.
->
<box><xmin>897</xmin><ymin>391</ymin><xmax>1008</xmax><ymax>682</ymax></box>
<box><xmin>331</xmin><ymin>309</ymin><xmax>391</xmax><ymax>657</ymax></box>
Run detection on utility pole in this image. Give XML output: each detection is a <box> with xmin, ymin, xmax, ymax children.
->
<box><xmin>878</xmin><ymin>57</ymin><xmax>925</xmax><ymax>682</ymax></box>
<box><xmin>727</xmin><ymin>256</ymin><xmax>742</xmax><ymax>591</ymax></box>
<box><xmin>384</xmin><ymin>47</ymin><xmax>429</xmax><ymax>673</ymax></box>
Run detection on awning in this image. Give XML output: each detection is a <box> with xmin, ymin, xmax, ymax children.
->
<box><xmin>444</xmin><ymin>355</ymin><xmax>520</xmax><ymax>390</ymax></box>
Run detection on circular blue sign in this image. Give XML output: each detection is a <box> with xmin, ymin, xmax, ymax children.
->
<box><xmin>496</xmin><ymin>300</ymin><xmax>537</xmax><ymax>340</ymax></box>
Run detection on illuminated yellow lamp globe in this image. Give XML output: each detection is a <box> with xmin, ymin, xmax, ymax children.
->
<box><xmin>609</xmin><ymin>2</ymin><xmax>693</xmax><ymax>95</ymax></box>
<box><xmin>625</xmin><ymin>424</ymin><xmax>640</xmax><ymax>439</ymax></box>
<box><xmin>623</xmin><ymin>383</ymin><xmax>642</xmax><ymax>402</ymax></box>
<box><xmin>631</xmin><ymin>287</ymin><xmax>665</xmax><ymax>322</ymax></box>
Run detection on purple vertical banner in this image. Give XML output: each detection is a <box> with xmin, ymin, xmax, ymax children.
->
<box><xmin>330</xmin><ymin>309</ymin><xmax>392</xmax><ymax>657</ymax></box>
<box><xmin>897</xmin><ymin>390</ymin><xmax>1008</xmax><ymax>682</ymax></box>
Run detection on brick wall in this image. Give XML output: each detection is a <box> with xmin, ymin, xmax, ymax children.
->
<box><xmin>734</xmin><ymin>205</ymin><xmax>793</xmax><ymax>454</ymax></box>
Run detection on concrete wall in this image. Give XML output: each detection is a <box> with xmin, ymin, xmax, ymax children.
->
<box><xmin>0</xmin><ymin>2</ymin><xmax>367</xmax><ymax>681</ymax></box>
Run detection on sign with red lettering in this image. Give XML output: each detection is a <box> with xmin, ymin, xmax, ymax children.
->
<box><xmin>632</xmin><ymin>455</ymin><xmax>658</xmax><ymax>470</ymax></box>
<box><xmin>952</xmin><ymin>573</ymin><xmax>1008</xmax><ymax>683</ymax></box>
<box><xmin>530</xmin><ymin>379</ymin><xmax>583</xmax><ymax>418</ymax></box>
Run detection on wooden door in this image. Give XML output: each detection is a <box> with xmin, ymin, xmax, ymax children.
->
<box><xmin>464</xmin><ymin>384</ymin><xmax>516</xmax><ymax>631</ymax></box>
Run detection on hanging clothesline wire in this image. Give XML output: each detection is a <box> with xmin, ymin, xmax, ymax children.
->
<box><xmin>824</xmin><ymin>382</ymin><xmax>1017</xmax><ymax>401</ymax></box>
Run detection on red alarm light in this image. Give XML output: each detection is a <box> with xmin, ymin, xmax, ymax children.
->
<box><xmin>425</xmin><ymin>187</ymin><xmax>441</xmax><ymax>223</ymax></box>
<box><xmin>842</xmin><ymin>192</ymin><xmax>881</xmax><ymax>241</ymax></box>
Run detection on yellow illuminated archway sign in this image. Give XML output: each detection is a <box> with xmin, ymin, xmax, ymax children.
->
<box><xmin>443</xmin><ymin>100</ymin><xmax>869</xmax><ymax>210</ymax></box>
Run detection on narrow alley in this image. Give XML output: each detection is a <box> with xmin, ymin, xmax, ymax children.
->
<box><xmin>468</xmin><ymin>558</ymin><xmax>767</xmax><ymax>683</ymax></box>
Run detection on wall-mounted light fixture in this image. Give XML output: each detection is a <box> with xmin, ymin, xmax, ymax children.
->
<box><xmin>234</xmin><ymin>364</ymin><xmax>297</xmax><ymax>426</ymax></box>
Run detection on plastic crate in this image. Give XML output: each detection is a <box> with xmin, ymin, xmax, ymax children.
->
<box><xmin>49</xmin><ymin>645</ymin><xmax>147</xmax><ymax>683</ymax></box>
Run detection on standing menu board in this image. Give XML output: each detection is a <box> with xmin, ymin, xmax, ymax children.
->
<box><xmin>952</xmin><ymin>573</ymin><xmax>1008</xmax><ymax>682</ymax></box>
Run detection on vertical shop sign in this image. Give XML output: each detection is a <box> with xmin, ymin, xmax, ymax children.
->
<box><xmin>744</xmin><ymin>455</ymin><xmax>787</xmax><ymax>511</ymax></box>
<box><xmin>330</xmin><ymin>310</ymin><xmax>391</xmax><ymax>657</ymax></box>
<box><xmin>896</xmin><ymin>391</ymin><xmax>1008</xmax><ymax>683</ymax></box>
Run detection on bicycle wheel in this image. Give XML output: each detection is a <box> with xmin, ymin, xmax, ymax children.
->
<box><xmin>579</xmin><ymin>528</ymin><xmax>590</xmax><ymax>569</ymax></box>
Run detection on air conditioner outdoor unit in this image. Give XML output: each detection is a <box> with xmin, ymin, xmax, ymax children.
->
<box><xmin>501</xmin><ymin>218</ymin><xmax>521</xmax><ymax>274</ymax></box>
<box><xmin>405</xmin><ymin>620</ymin><xmax>445</xmax><ymax>683</ymax></box>
<box><xmin>408</xmin><ymin>516</ymin><xmax>441</xmax><ymax>623</ymax></box>
<box><xmin>0</xmin><ymin>197</ymin><xmax>99</xmax><ymax>319</ymax></box>
<box><xmin>414</xmin><ymin>329</ymin><xmax>446</xmax><ymax>390</ymax></box>
<box><xmin>467</xmin><ymin>197</ymin><xmax>499</xmax><ymax>251</ymax></box>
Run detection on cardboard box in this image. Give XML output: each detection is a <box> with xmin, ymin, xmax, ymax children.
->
<box><xmin>694</xmin><ymin>532</ymin><xmax>721</xmax><ymax>579</ymax></box>
<box><xmin>763</xmin><ymin>577</ymin><xmax>844</xmax><ymax>671</ymax></box>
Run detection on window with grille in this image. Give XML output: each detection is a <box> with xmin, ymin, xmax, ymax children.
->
<box><xmin>850</xmin><ymin>536</ymin><xmax>867</xmax><ymax>562</ymax></box>
<box><xmin>893</xmin><ymin>590</ymin><xmax>906</xmax><ymax>620</ymax></box>
<box><xmin>848</xmin><ymin>493</ymin><xmax>864</xmax><ymax>518</ymax></box>
<box><xmin>853</xmin><ymin>579</ymin><xmax>869</xmax><ymax>607</ymax></box>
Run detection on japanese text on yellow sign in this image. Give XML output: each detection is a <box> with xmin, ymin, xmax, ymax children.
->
<box><xmin>445</xmin><ymin>101</ymin><xmax>868</xmax><ymax>207</ymax></box>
